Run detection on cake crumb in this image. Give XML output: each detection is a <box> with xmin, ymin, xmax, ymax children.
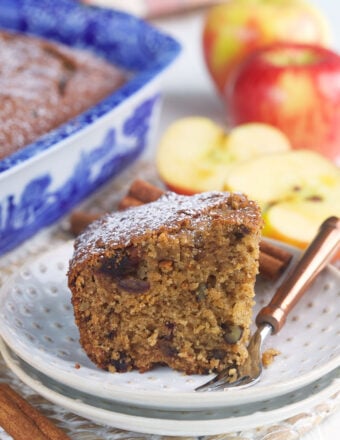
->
<box><xmin>262</xmin><ymin>348</ymin><xmax>281</xmax><ymax>368</ymax></box>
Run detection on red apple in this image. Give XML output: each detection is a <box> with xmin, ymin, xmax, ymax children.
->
<box><xmin>202</xmin><ymin>0</ymin><xmax>331</xmax><ymax>95</ymax></box>
<box><xmin>227</xmin><ymin>42</ymin><xmax>340</xmax><ymax>165</ymax></box>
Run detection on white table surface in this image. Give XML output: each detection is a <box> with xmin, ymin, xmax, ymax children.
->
<box><xmin>151</xmin><ymin>1</ymin><xmax>340</xmax><ymax>438</ymax></box>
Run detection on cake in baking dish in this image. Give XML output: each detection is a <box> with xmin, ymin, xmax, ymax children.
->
<box><xmin>0</xmin><ymin>30</ymin><xmax>126</xmax><ymax>160</ymax></box>
<box><xmin>68</xmin><ymin>191</ymin><xmax>262</xmax><ymax>374</ymax></box>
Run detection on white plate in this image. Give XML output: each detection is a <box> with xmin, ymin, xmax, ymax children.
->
<box><xmin>1</xmin><ymin>338</ymin><xmax>339</xmax><ymax>436</ymax></box>
<box><xmin>0</xmin><ymin>241</ymin><xmax>339</xmax><ymax>410</ymax></box>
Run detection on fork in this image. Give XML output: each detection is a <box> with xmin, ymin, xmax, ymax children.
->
<box><xmin>196</xmin><ymin>216</ymin><xmax>340</xmax><ymax>392</ymax></box>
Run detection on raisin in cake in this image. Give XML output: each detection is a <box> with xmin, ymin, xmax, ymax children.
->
<box><xmin>68</xmin><ymin>191</ymin><xmax>262</xmax><ymax>374</ymax></box>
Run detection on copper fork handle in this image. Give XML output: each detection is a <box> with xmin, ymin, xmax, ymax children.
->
<box><xmin>256</xmin><ymin>216</ymin><xmax>340</xmax><ymax>334</ymax></box>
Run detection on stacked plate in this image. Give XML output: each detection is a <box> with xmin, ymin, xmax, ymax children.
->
<box><xmin>0</xmin><ymin>241</ymin><xmax>339</xmax><ymax>436</ymax></box>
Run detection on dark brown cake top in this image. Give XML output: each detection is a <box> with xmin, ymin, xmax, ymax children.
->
<box><xmin>70</xmin><ymin>191</ymin><xmax>261</xmax><ymax>265</ymax></box>
<box><xmin>0</xmin><ymin>30</ymin><xmax>125</xmax><ymax>159</ymax></box>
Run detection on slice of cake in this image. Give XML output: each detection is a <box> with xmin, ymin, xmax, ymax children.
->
<box><xmin>68</xmin><ymin>191</ymin><xmax>262</xmax><ymax>374</ymax></box>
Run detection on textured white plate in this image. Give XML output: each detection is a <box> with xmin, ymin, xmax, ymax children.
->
<box><xmin>0</xmin><ymin>241</ymin><xmax>339</xmax><ymax>410</ymax></box>
<box><xmin>1</xmin><ymin>338</ymin><xmax>339</xmax><ymax>436</ymax></box>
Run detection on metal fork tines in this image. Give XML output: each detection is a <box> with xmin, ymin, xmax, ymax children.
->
<box><xmin>195</xmin><ymin>324</ymin><xmax>272</xmax><ymax>392</ymax></box>
<box><xmin>195</xmin><ymin>217</ymin><xmax>340</xmax><ymax>393</ymax></box>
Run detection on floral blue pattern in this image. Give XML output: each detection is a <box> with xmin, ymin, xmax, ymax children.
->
<box><xmin>0</xmin><ymin>95</ymin><xmax>159</xmax><ymax>254</ymax></box>
<box><xmin>0</xmin><ymin>0</ymin><xmax>180</xmax><ymax>255</ymax></box>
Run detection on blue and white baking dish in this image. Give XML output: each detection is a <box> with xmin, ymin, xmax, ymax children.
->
<box><xmin>0</xmin><ymin>0</ymin><xmax>180</xmax><ymax>256</ymax></box>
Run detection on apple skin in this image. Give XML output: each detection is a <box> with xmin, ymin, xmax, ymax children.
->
<box><xmin>202</xmin><ymin>0</ymin><xmax>331</xmax><ymax>95</ymax></box>
<box><xmin>156</xmin><ymin>117</ymin><xmax>291</xmax><ymax>194</ymax></box>
<box><xmin>227</xmin><ymin>42</ymin><xmax>340</xmax><ymax>165</ymax></box>
<box><xmin>224</xmin><ymin>149</ymin><xmax>340</xmax><ymax>254</ymax></box>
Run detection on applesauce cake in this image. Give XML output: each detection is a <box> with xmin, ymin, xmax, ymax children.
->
<box><xmin>68</xmin><ymin>191</ymin><xmax>262</xmax><ymax>375</ymax></box>
<box><xmin>0</xmin><ymin>30</ymin><xmax>126</xmax><ymax>159</ymax></box>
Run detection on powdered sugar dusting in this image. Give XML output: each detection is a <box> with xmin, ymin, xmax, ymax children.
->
<box><xmin>0</xmin><ymin>30</ymin><xmax>125</xmax><ymax>159</ymax></box>
<box><xmin>70</xmin><ymin>191</ymin><xmax>261</xmax><ymax>266</ymax></box>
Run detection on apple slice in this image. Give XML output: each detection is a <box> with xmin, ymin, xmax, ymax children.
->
<box><xmin>225</xmin><ymin>150</ymin><xmax>340</xmax><ymax>209</ymax></box>
<box><xmin>263</xmin><ymin>196</ymin><xmax>340</xmax><ymax>249</ymax></box>
<box><xmin>225</xmin><ymin>149</ymin><xmax>340</xmax><ymax>248</ymax></box>
<box><xmin>156</xmin><ymin>117</ymin><xmax>226</xmax><ymax>194</ymax></box>
<box><xmin>226</xmin><ymin>123</ymin><xmax>291</xmax><ymax>162</ymax></box>
<box><xmin>156</xmin><ymin>117</ymin><xmax>291</xmax><ymax>194</ymax></box>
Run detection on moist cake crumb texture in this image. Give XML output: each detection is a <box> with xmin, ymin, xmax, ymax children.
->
<box><xmin>68</xmin><ymin>191</ymin><xmax>262</xmax><ymax>375</ymax></box>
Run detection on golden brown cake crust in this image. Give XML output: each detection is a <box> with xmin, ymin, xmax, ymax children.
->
<box><xmin>68</xmin><ymin>191</ymin><xmax>263</xmax><ymax>375</ymax></box>
<box><xmin>0</xmin><ymin>30</ymin><xmax>126</xmax><ymax>159</ymax></box>
<box><xmin>69</xmin><ymin>191</ymin><xmax>261</xmax><ymax>266</ymax></box>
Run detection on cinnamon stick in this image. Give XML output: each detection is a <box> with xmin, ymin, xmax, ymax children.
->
<box><xmin>69</xmin><ymin>211</ymin><xmax>102</xmax><ymax>236</ymax></box>
<box><xmin>69</xmin><ymin>179</ymin><xmax>293</xmax><ymax>281</ymax></box>
<box><xmin>117</xmin><ymin>179</ymin><xmax>165</xmax><ymax>210</ymax></box>
<box><xmin>118</xmin><ymin>195</ymin><xmax>144</xmax><ymax>211</ymax></box>
<box><xmin>259</xmin><ymin>249</ymin><xmax>292</xmax><ymax>281</ymax></box>
<box><xmin>0</xmin><ymin>383</ymin><xmax>70</xmax><ymax>440</ymax></box>
<box><xmin>260</xmin><ymin>239</ymin><xmax>293</xmax><ymax>266</ymax></box>
<box><xmin>127</xmin><ymin>178</ymin><xmax>165</xmax><ymax>202</ymax></box>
